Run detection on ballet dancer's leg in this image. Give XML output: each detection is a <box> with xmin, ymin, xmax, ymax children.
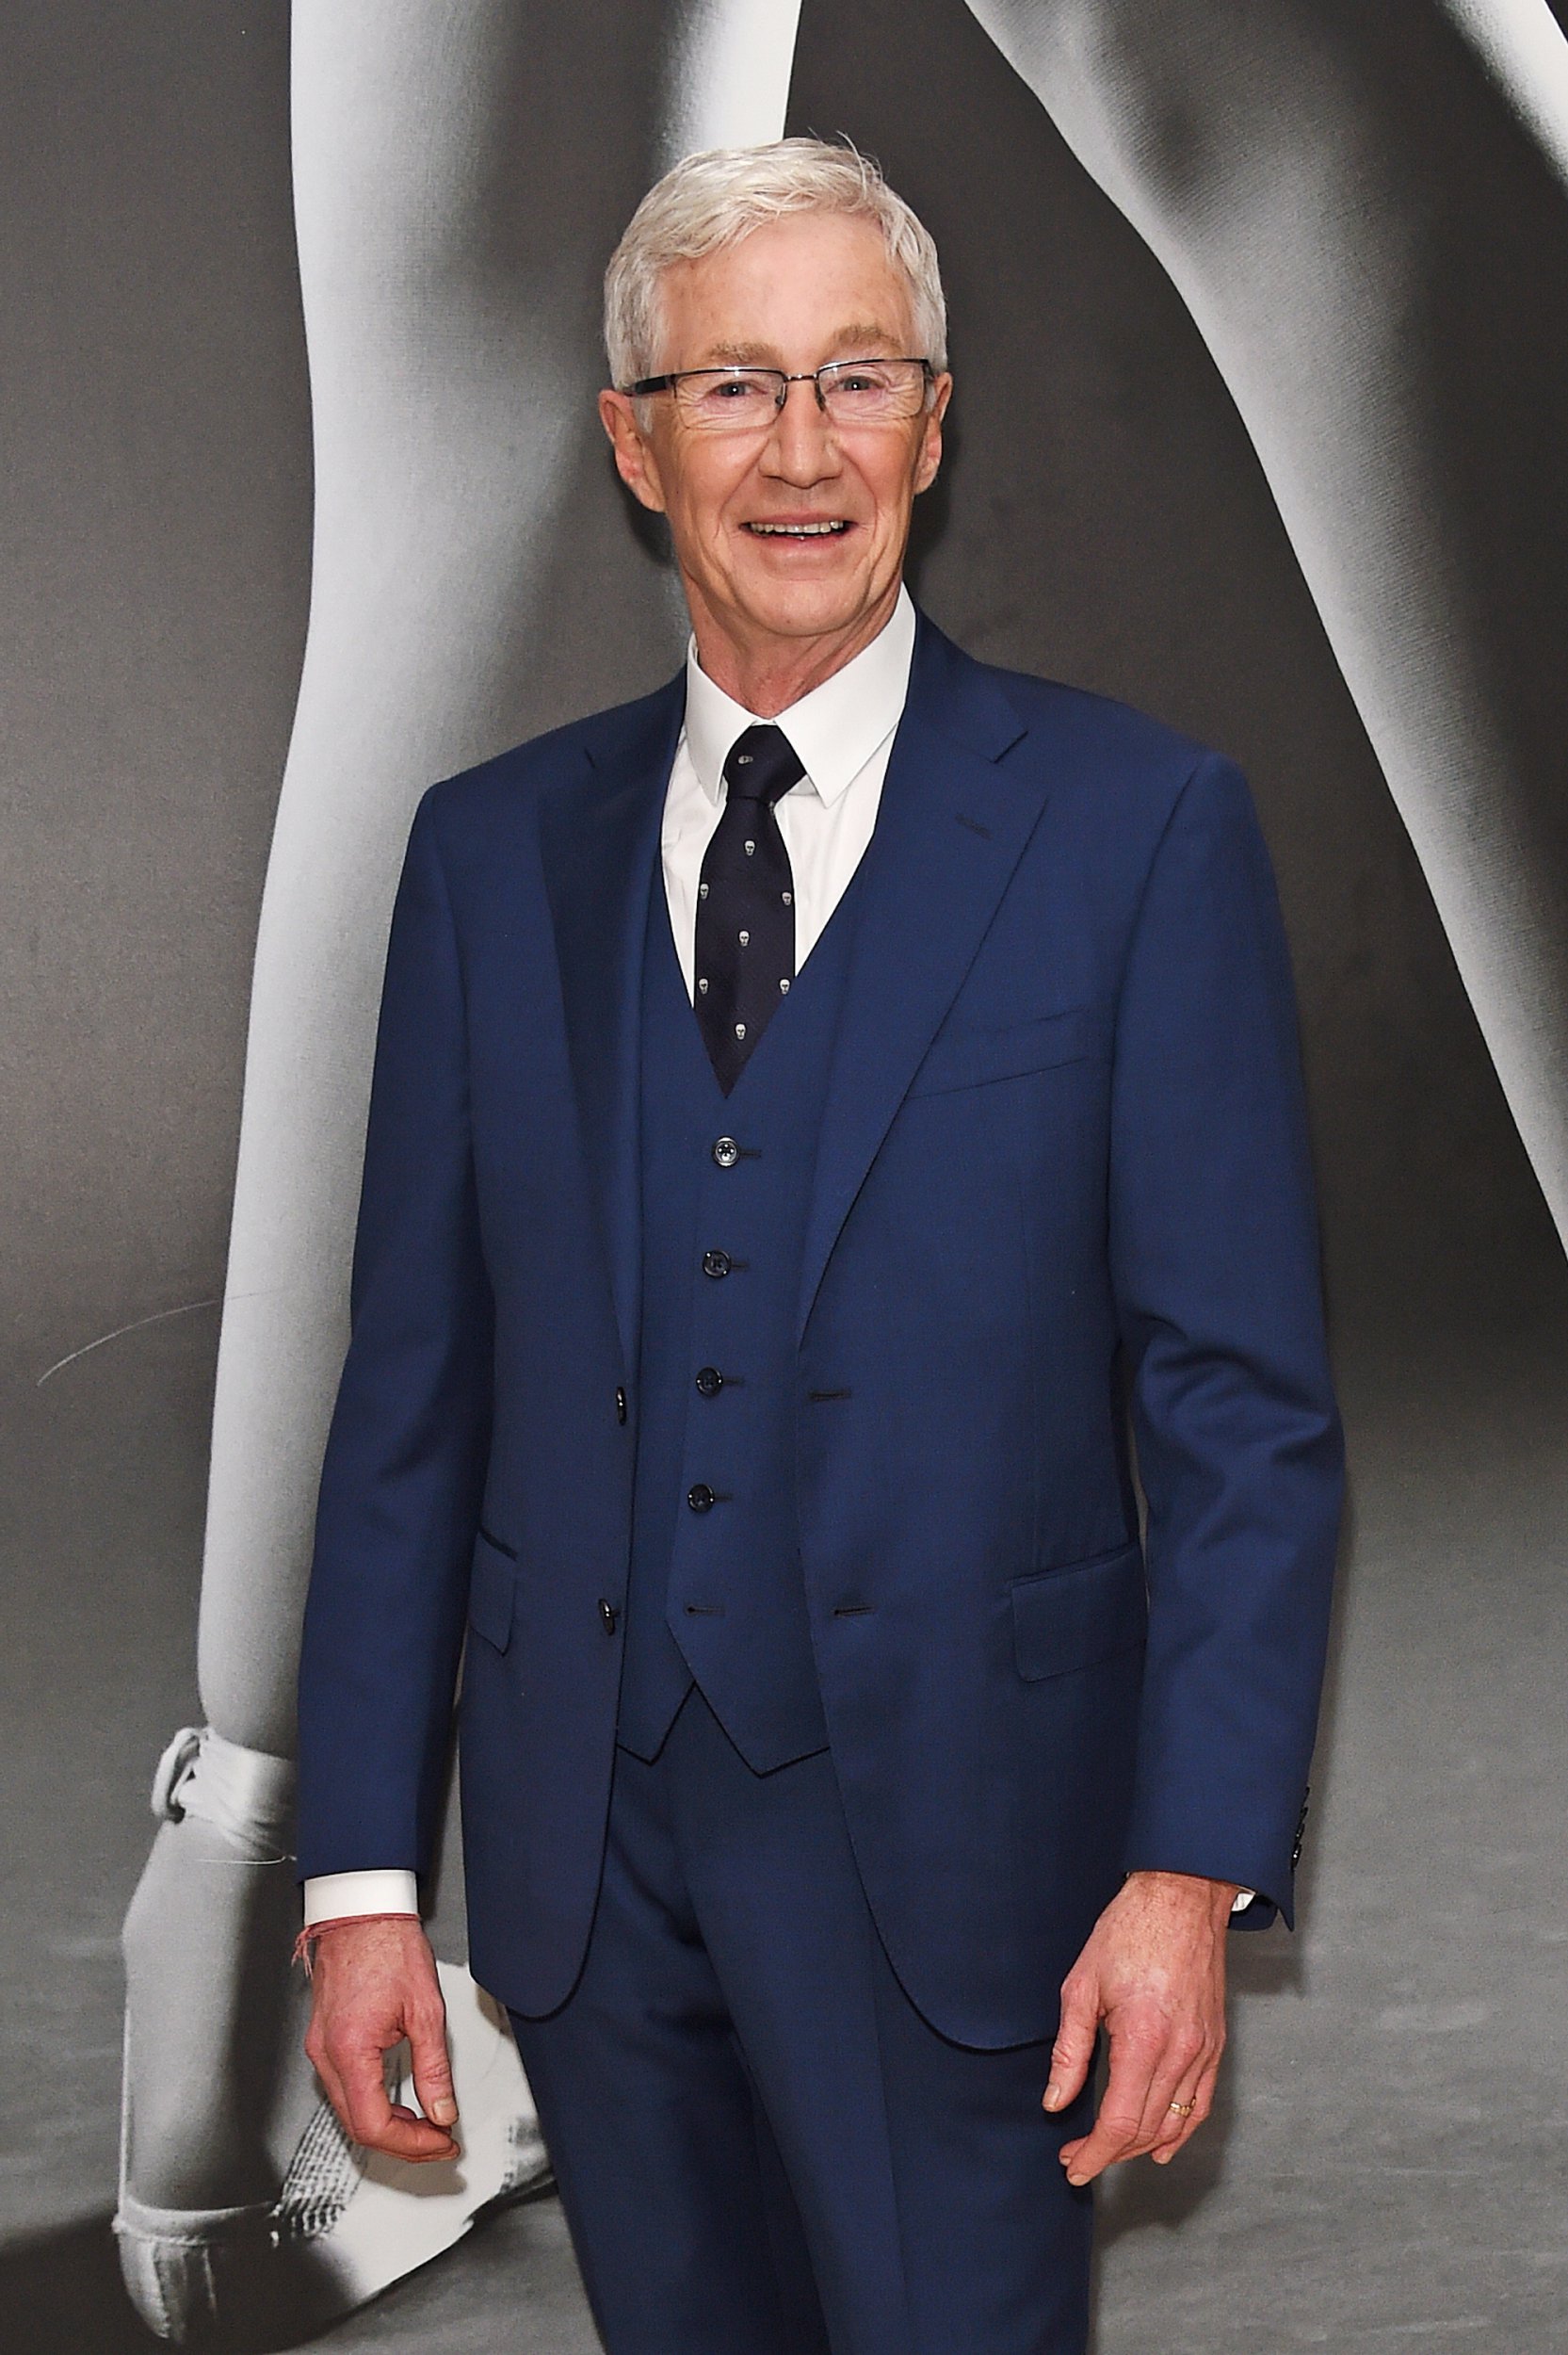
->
<box><xmin>1440</xmin><ymin>0</ymin><xmax>1568</xmax><ymax>186</ymax></box>
<box><xmin>660</xmin><ymin>0</ymin><xmax>804</xmax><ymax>155</ymax></box>
<box><xmin>192</xmin><ymin>0</ymin><xmax>801</xmax><ymax>1774</ymax></box>
<box><xmin>964</xmin><ymin>0</ymin><xmax>1568</xmax><ymax>1247</ymax></box>
<box><xmin>120</xmin><ymin>3</ymin><xmax>592</xmax><ymax>2314</ymax></box>
<box><xmin>118</xmin><ymin>1</ymin><xmax>800</xmax><ymax>2338</ymax></box>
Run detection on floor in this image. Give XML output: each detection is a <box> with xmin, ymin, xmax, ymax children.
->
<box><xmin>2</xmin><ymin>1308</ymin><xmax>1565</xmax><ymax>2352</ymax></box>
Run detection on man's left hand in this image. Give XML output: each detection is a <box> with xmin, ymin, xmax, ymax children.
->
<box><xmin>1043</xmin><ymin>1869</ymin><xmax>1236</xmax><ymax>2183</ymax></box>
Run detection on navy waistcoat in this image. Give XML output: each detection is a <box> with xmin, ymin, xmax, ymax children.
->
<box><xmin>617</xmin><ymin>862</ymin><xmax>865</xmax><ymax>1770</ymax></box>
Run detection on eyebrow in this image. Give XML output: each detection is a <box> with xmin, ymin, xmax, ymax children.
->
<box><xmin>696</xmin><ymin>323</ymin><xmax>911</xmax><ymax>368</ymax></box>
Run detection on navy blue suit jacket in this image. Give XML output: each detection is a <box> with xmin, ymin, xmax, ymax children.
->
<box><xmin>298</xmin><ymin>613</ymin><xmax>1343</xmax><ymax>2045</ymax></box>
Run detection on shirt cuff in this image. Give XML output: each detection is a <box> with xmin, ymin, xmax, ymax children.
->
<box><xmin>1231</xmin><ymin>1889</ymin><xmax>1256</xmax><ymax>1912</ymax></box>
<box><xmin>302</xmin><ymin>1869</ymin><xmax>420</xmax><ymax>1925</ymax></box>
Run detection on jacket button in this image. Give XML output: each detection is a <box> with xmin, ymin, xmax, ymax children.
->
<box><xmin>1291</xmin><ymin>1786</ymin><xmax>1311</xmax><ymax>1868</ymax></box>
<box><xmin>687</xmin><ymin>1483</ymin><xmax>716</xmax><ymax>1514</ymax></box>
<box><xmin>711</xmin><ymin>1135</ymin><xmax>740</xmax><ymax>1169</ymax></box>
<box><xmin>598</xmin><ymin>1598</ymin><xmax>620</xmax><ymax>1633</ymax></box>
<box><xmin>615</xmin><ymin>1386</ymin><xmax>628</xmax><ymax>1424</ymax></box>
<box><xmin>695</xmin><ymin>1366</ymin><xmax>724</xmax><ymax>1397</ymax></box>
<box><xmin>702</xmin><ymin>1248</ymin><xmax>732</xmax><ymax>1279</ymax></box>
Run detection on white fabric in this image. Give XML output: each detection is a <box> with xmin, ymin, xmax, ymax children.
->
<box><xmin>154</xmin><ymin>1724</ymin><xmax>294</xmax><ymax>1864</ymax></box>
<box><xmin>303</xmin><ymin>1867</ymin><xmax>419</xmax><ymax>1925</ymax></box>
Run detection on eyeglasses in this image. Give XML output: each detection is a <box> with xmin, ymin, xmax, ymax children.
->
<box><xmin>624</xmin><ymin>357</ymin><xmax>934</xmax><ymax>431</ymax></box>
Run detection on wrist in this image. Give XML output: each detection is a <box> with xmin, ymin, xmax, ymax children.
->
<box><xmin>1124</xmin><ymin>1867</ymin><xmax>1242</xmax><ymax>1919</ymax></box>
<box><xmin>292</xmin><ymin>1910</ymin><xmax>421</xmax><ymax>1978</ymax></box>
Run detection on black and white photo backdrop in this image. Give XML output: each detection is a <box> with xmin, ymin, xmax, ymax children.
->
<box><xmin>3</xmin><ymin>4</ymin><xmax>1565</xmax><ymax>2348</ymax></box>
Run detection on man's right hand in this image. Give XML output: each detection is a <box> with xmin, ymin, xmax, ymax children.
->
<box><xmin>303</xmin><ymin>1915</ymin><xmax>461</xmax><ymax>2162</ymax></box>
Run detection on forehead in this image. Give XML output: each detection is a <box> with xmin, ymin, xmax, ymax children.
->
<box><xmin>656</xmin><ymin>212</ymin><xmax>916</xmax><ymax>365</ymax></box>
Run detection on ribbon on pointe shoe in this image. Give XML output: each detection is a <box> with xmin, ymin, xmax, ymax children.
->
<box><xmin>150</xmin><ymin>1725</ymin><xmax>295</xmax><ymax>1863</ymax></box>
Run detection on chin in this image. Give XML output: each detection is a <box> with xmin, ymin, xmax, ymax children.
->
<box><xmin>738</xmin><ymin>574</ymin><xmax>872</xmax><ymax>642</ymax></box>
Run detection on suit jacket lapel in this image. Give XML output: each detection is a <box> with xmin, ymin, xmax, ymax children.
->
<box><xmin>539</xmin><ymin>674</ymin><xmax>684</xmax><ymax>1380</ymax></box>
<box><xmin>797</xmin><ymin>619</ymin><xmax>1046</xmax><ymax>1340</ymax></box>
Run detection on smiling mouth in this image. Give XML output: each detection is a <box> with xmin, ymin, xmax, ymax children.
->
<box><xmin>743</xmin><ymin>519</ymin><xmax>853</xmax><ymax>538</ymax></box>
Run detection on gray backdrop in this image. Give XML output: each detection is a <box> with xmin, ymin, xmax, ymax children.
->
<box><xmin>3</xmin><ymin>3</ymin><xmax>1565</xmax><ymax>2348</ymax></box>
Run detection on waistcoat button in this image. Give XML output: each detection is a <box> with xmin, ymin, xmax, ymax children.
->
<box><xmin>598</xmin><ymin>1598</ymin><xmax>620</xmax><ymax>1633</ymax></box>
<box><xmin>695</xmin><ymin>1366</ymin><xmax>724</xmax><ymax>1397</ymax></box>
<box><xmin>711</xmin><ymin>1135</ymin><xmax>740</xmax><ymax>1169</ymax></box>
<box><xmin>702</xmin><ymin>1248</ymin><xmax>732</xmax><ymax>1278</ymax></box>
<box><xmin>615</xmin><ymin>1386</ymin><xmax>628</xmax><ymax>1424</ymax></box>
<box><xmin>687</xmin><ymin>1483</ymin><xmax>717</xmax><ymax>1514</ymax></box>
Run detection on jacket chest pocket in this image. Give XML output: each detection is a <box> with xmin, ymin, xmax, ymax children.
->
<box><xmin>907</xmin><ymin>1005</ymin><xmax>1098</xmax><ymax>1100</ymax></box>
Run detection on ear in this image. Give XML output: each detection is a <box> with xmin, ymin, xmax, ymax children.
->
<box><xmin>913</xmin><ymin>371</ymin><xmax>952</xmax><ymax>497</ymax></box>
<box><xmin>599</xmin><ymin>389</ymin><xmax>669</xmax><ymax>515</ymax></box>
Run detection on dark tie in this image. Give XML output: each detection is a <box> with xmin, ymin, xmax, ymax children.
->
<box><xmin>694</xmin><ymin>723</ymin><xmax>803</xmax><ymax>1093</ymax></box>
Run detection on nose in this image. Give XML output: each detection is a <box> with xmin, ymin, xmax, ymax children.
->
<box><xmin>761</xmin><ymin>376</ymin><xmax>842</xmax><ymax>484</ymax></box>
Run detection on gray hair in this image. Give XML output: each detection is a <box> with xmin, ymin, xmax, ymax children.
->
<box><xmin>604</xmin><ymin>138</ymin><xmax>947</xmax><ymax>389</ymax></box>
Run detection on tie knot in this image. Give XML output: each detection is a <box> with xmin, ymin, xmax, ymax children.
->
<box><xmin>723</xmin><ymin>723</ymin><xmax>805</xmax><ymax>807</ymax></box>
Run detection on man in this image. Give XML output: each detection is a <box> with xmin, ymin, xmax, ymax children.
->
<box><xmin>296</xmin><ymin>139</ymin><xmax>1342</xmax><ymax>2354</ymax></box>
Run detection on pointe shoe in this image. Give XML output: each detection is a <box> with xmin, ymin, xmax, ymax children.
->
<box><xmin>116</xmin><ymin>1726</ymin><xmax>551</xmax><ymax>2348</ymax></box>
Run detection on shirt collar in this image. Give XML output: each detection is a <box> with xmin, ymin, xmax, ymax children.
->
<box><xmin>681</xmin><ymin>583</ymin><xmax>916</xmax><ymax>807</ymax></box>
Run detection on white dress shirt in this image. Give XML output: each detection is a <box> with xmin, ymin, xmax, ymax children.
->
<box><xmin>302</xmin><ymin>591</ymin><xmax>917</xmax><ymax>1930</ymax></box>
<box><xmin>302</xmin><ymin>585</ymin><xmax>1252</xmax><ymax>1927</ymax></box>
<box><xmin>660</xmin><ymin>581</ymin><xmax>916</xmax><ymax>999</ymax></box>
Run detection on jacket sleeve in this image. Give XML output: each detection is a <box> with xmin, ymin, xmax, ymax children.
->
<box><xmin>1108</xmin><ymin>753</ymin><xmax>1343</xmax><ymax>1925</ymax></box>
<box><xmin>296</xmin><ymin>790</ymin><xmax>494</xmax><ymax>1886</ymax></box>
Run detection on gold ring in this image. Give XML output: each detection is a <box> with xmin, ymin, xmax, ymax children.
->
<box><xmin>1168</xmin><ymin>2100</ymin><xmax>1194</xmax><ymax>2117</ymax></box>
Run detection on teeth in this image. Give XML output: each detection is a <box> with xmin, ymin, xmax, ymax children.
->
<box><xmin>748</xmin><ymin>521</ymin><xmax>849</xmax><ymax>536</ymax></box>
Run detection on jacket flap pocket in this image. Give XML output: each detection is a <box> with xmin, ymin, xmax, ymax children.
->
<box><xmin>467</xmin><ymin>1529</ymin><xmax>517</xmax><ymax>1653</ymax></box>
<box><xmin>1010</xmin><ymin>1541</ymin><xmax>1146</xmax><ymax>1682</ymax></box>
<box><xmin>908</xmin><ymin>1006</ymin><xmax>1097</xmax><ymax>1099</ymax></box>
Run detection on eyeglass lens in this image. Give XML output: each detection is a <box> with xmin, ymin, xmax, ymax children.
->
<box><xmin>672</xmin><ymin>360</ymin><xmax>928</xmax><ymax>429</ymax></box>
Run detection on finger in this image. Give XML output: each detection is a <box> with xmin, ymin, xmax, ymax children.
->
<box><xmin>370</xmin><ymin>2114</ymin><xmax>462</xmax><ymax>2162</ymax></box>
<box><xmin>1043</xmin><ymin>1974</ymin><xmax>1100</xmax><ymax>2113</ymax></box>
<box><xmin>383</xmin><ymin>2101</ymin><xmax>463</xmax><ymax>2162</ymax></box>
<box><xmin>331</xmin><ymin>2034</ymin><xmax>457</xmax><ymax>2161</ymax></box>
<box><xmin>1152</xmin><ymin>2048</ymin><xmax>1223</xmax><ymax>2166</ymax></box>
<box><xmin>311</xmin><ymin>2028</ymin><xmax>456</xmax><ymax>2160</ymax></box>
<box><xmin>408</xmin><ymin>1992</ymin><xmax>461</xmax><ymax>2130</ymax></box>
<box><xmin>1060</xmin><ymin>2022</ymin><xmax>1162</xmax><ymax>2184</ymax></box>
<box><xmin>1132</xmin><ymin>2025</ymin><xmax>1209</xmax><ymax>2154</ymax></box>
<box><xmin>1150</xmin><ymin>2070</ymin><xmax>1204</xmax><ymax>2152</ymax></box>
<box><xmin>339</xmin><ymin>2053</ymin><xmax>460</xmax><ymax>2164</ymax></box>
<box><xmin>335</xmin><ymin>2036</ymin><xmax>398</xmax><ymax>2144</ymax></box>
<box><xmin>1147</xmin><ymin>2055</ymin><xmax>1207</xmax><ymax>2158</ymax></box>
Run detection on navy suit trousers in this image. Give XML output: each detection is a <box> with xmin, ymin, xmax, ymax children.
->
<box><xmin>509</xmin><ymin>1687</ymin><xmax>1094</xmax><ymax>2355</ymax></box>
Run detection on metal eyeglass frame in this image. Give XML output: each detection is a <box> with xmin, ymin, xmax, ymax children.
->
<box><xmin>624</xmin><ymin>357</ymin><xmax>935</xmax><ymax>417</ymax></box>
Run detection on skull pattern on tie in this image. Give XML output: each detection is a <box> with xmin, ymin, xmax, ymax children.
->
<box><xmin>694</xmin><ymin>723</ymin><xmax>803</xmax><ymax>1092</ymax></box>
